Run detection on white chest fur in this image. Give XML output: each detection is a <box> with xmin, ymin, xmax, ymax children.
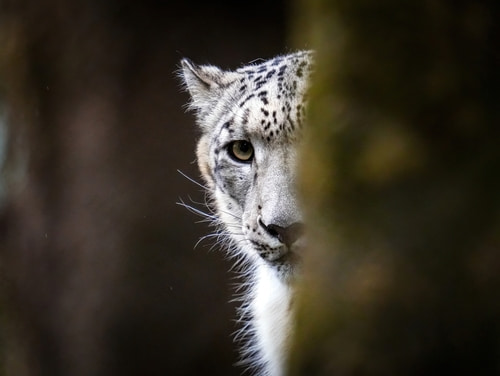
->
<box><xmin>252</xmin><ymin>262</ymin><xmax>293</xmax><ymax>376</ymax></box>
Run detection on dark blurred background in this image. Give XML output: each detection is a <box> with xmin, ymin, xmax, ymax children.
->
<box><xmin>0</xmin><ymin>1</ymin><xmax>294</xmax><ymax>375</ymax></box>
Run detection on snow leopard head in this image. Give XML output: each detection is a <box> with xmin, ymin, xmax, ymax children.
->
<box><xmin>180</xmin><ymin>51</ymin><xmax>312</xmax><ymax>280</ymax></box>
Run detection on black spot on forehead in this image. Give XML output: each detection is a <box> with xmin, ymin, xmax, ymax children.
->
<box><xmin>238</xmin><ymin>93</ymin><xmax>255</xmax><ymax>108</ymax></box>
<box><xmin>296</xmin><ymin>60</ymin><xmax>308</xmax><ymax>78</ymax></box>
<box><xmin>241</xmin><ymin>108</ymin><xmax>250</xmax><ymax>125</ymax></box>
<box><xmin>257</xmin><ymin>90</ymin><xmax>269</xmax><ymax>105</ymax></box>
<box><xmin>222</xmin><ymin>119</ymin><xmax>235</xmax><ymax>133</ymax></box>
<box><xmin>265</xmin><ymin>70</ymin><xmax>276</xmax><ymax>79</ymax></box>
<box><xmin>271</xmin><ymin>57</ymin><xmax>284</xmax><ymax>66</ymax></box>
<box><xmin>256</xmin><ymin>65</ymin><xmax>268</xmax><ymax>73</ymax></box>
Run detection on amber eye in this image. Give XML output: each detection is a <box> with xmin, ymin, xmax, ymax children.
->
<box><xmin>228</xmin><ymin>140</ymin><xmax>254</xmax><ymax>162</ymax></box>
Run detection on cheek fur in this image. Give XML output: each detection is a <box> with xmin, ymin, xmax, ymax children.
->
<box><xmin>196</xmin><ymin>137</ymin><xmax>216</xmax><ymax>188</ymax></box>
<box><xmin>215</xmin><ymin>160</ymin><xmax>253</xmax><ymax>207</ymax></box>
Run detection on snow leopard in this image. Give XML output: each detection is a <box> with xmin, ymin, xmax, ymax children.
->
<box><xmin>180</xmin><ymin>50</ymin><xmax>312</xmax><ymax>376</ymax></box>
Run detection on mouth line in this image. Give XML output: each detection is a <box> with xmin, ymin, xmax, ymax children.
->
<box><xmin>247</xmin><ymin>239</ymin><xmax>285</xmax><ymax>261</ymax></box>
<box><xmin>245</xmin><ymin>235</ymin><xmax>304</xmax><ymax>267</ymax></box>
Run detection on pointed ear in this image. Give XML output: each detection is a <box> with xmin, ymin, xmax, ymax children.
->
<box><xmin>180</xmin><ymin>58</ymin><xmax>240</xmax><ymax>113</ymax></box>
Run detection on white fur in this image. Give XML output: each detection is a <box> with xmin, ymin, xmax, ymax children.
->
<box><xmin>252</xmin><ymin>262</ymin><xmax>292</xmax><ymax>376</ymax></box>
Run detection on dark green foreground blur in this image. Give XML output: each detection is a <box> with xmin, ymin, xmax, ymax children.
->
<box><xmin>291</xmin><ymin>0</ymin><xmax>499</xmax><ymax>374</ymax></box>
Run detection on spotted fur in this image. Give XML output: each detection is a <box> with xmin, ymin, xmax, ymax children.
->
<box><xmin>180</xmin><ymin>51</ymin><xmax>312</xmax><ymax>376</ymax></box>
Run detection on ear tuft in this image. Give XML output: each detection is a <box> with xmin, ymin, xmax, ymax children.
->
<box><xmin>179</xmin><ymin>58</ymin><xmax>240</xmax><ymax>113</ymax></box>
<box><xmin>180</xmin><ymin>58</ymin><xmax>214</xmax><ymax>95</ymax></box>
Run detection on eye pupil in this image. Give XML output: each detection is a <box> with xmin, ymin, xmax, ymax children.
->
<box><xmin>238</xmin><ymin>141</ymin><xmax>250</xmax><ymax>153</ymax></box>
<box><xmin>229</xmin><ymin>140</ymin><xmax>254</xmax><ymax>162</ymax></box>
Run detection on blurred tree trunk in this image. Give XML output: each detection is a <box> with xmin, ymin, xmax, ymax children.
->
<box><xmin>291</xmin><ymin>0</ymin><xmax>499</xmax><ymax>375</ymax></box>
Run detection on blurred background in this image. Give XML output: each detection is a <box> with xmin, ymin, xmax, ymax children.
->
<box><xmin>0</xmin><ymin>1</ymin><xmax>297</xmax><ymax>375</ymax></box>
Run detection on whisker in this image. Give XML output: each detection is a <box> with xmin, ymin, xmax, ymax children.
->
<box><xmin>193</xmin><ymin>232</ymin><xmax>225</xmax><ymax>248</ymax></box>
<box><xmin>177</xmin><ymin>169</ymin><xmax>209</xmax><ymax>190</ymax></box>
<box><xmin>217</xmin><ymin>208</ymin><xmax>243</xmax><ymax>221</ymax></box>
<box><xmin>176</xmin><ymin>199</ymin><xmax>217</xmax><ymax>221</ymax></box>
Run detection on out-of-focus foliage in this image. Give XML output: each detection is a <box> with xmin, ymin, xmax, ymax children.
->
<box><xmin>290</xmin><ymin>0</ymin><xmax>500</xmax><ymax>374</ymax></box>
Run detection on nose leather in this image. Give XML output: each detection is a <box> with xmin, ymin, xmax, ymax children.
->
<box><xmin>259</xmin><ymin>218</ymin><xmax>304</xmax><ymax>248</ymax></box>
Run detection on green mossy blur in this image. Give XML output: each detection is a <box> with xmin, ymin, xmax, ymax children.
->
<box><xmin>291</xmin><ymin>0</ymin><xmax>500</xmax><ymax>374</ymax></box>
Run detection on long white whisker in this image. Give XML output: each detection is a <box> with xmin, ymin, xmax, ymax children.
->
<box><xmin>177</xmin><ymin>199</ymin><xmax>218</xmax><ymax>221</ymax></box>
<box><xmin>194</xmin><ymin>232</ymin><xmax>226</xmax><ymax>249</ymax></box>
<box><xmin>218</xmin><ymin>208</ymin><xmax>243</xmax><ymax>221</ymax></box>
<box><xmin>177</xmin><ymin>169</ymin><xmax>209</xmax><ymax>190</ymax></box>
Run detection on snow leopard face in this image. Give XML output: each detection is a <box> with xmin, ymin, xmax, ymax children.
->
<box><xmin>181</xmin><ymin>51</ymin><xmax>312</xmax><ymax>281</ymax></box>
